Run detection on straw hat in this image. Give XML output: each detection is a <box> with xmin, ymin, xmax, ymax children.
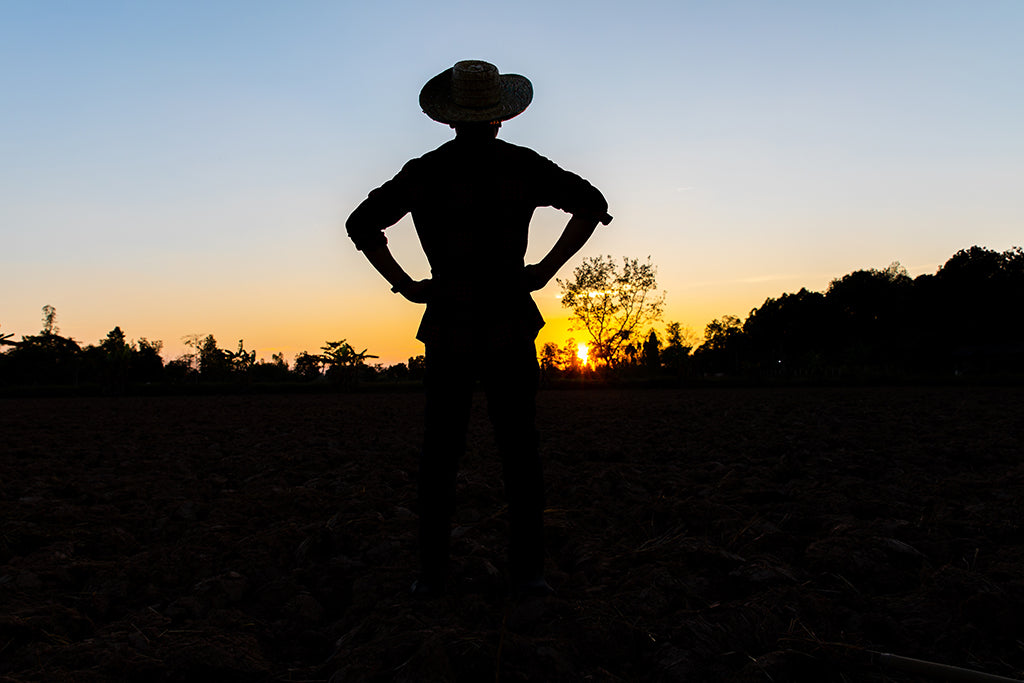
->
<box><xmin>419</xmin><ymin>60</ymin><xmax>533</xmax><ymax>124</ymax></box>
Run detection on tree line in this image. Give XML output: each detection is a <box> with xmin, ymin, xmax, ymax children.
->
<box><xmin>542</xmin><ymin>245</ymin><xmax>1023</xmax><ymax>382</ymax></box>
<box><xmin>689</xmin><ymin>245</ymin><xmax>1024</xmax><ymax>380</ymax></box>
<box><xmin>2</xmin><ymin>245</ymin><xmax>1020</xmax><ymax>391</ymax></box>
<box><xmin>0</xmin><ymin>309</ymin><xmax>420</xmax><ymax>391</ymax></box>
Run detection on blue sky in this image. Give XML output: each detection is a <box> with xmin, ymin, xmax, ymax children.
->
<box><xmin>2</xmin><ymin>1</ymin><xmax>1022</xmax><ymax>364</ymax></box>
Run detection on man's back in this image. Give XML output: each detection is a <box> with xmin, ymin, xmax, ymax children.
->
<box><xmin>346</xmin><ymin>59</ymin><xmax>608</xmax><ymax>599</ymax></box>
<box><xmin>347</xmin><ymin>134</ymin><xmax>607</xmax><ymax>337</ymax></box>
<box><xmin>349</xmin><ymin>136</ymin><xmax>605</xmax><ymax>287</ymax></box>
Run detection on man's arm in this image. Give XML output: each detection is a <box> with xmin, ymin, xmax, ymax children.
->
<box><xmin>523</xmin><ymin>212</ymin><xmax>611</xmax><ymax>291</ymax></box>
<box><xmin>346</xmin><ymin>164</ymin><xmax>433</xmax><ymax>304</ymax></box>
<box><xmin>361</xmin><ymin>245</ymin><xmax>432</xmax><ymax>304</ymax></box>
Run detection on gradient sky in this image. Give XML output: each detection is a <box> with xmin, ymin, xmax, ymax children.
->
<box><xmin>3</xmin><ymin>1</ymin><xmax>1022</xmax><ymax>365</ymax></box>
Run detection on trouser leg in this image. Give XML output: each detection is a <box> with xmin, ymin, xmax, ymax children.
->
<box><xmin>485</xmin><ymin>340</ymin><xmax>544</xmax><ymax>581</ymax></box>
<box><xmin>418</xmin><ymin>344</ymin><xmax>472</xmax><ymax>583</ymax></box>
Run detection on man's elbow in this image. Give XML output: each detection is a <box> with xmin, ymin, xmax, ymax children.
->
<box><xmin>346</xmin><ymin>213</ymin><xmax>380</xmax><ymax>252</ymax></box>
<box><xmin>585</xmin><ymin>192</ymin><xmax>612</xmax><ymax>226</ymax></box>
<box><xmin>569</xmin><ymin>211</ymin><xmax>608</xmax><ymax>231</ymax></box>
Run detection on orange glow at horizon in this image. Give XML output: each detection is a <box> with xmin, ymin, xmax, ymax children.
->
<box><xmin>577</xmin><ymin>343</ymin><xmax>589</xmax><ymax>367</ymax></box>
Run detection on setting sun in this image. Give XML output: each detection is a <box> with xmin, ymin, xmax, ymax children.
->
<box><xmin>577</xmin><ymin>343</ymin><xmax>589</xmax><ymax>367</ymax></box>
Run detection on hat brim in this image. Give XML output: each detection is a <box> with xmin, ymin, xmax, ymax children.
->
<box><xmin>419</xmin><ymin>69</ymin><xmax>533</xmax><ymax>124</ymax></box>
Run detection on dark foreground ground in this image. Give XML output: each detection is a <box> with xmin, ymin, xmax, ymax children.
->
<box><xmin>1</xmin><ymin>386</ymin><xmax>1022</xmax><ymax>682</ymax></box>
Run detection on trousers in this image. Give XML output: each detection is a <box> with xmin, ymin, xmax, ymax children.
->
<box><xmin>417</xmin><ymin>331</ymin><xmax>543</xmax><ymax>583</ymax></box>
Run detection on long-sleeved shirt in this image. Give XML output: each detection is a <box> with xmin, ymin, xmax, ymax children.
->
<box><xmin>346</xmin><ymin>136</ymin><xmax>609</xmax><ymax>343</ymax></box>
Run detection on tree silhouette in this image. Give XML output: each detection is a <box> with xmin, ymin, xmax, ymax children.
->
<box><xmin>376</xmin><ymin>361</ymin><xmax>410</xmax><ymax>383</ymax></box>
<box><xmin>77</xmin><ymin>327</ymin><xmax>163</xmax><ymax>391</ymax></box>
<box><xmin>293</xmin><ymin>351</ymin><xmax>323</xmax><ymax>381</ymax></box>
<box><xmin>179</xmin><ymin>334</ymin><xmax>204</xmax><ymax>378</ymax></box>
<box><xmin>558</xmin><ymin>255</ymin><xmax>665</xmax><ymax>366</ymax></box>
<box><xmin>824</xmin><ymin>262</ymin><xmax>913</xmax><ymax>371</ymax></box>
<box><xmin>132</xmin><ymin>338</ymin><xmax>165</xmax><ymax>383</ymax></box>
<box><xmin>932</xmin><ymin>247</ymin><xmax>1024</xmax><ymax>343</ymax></box>
<box><xmin>251</xmin><ymin>353</ymin><xmax>290</xmax><ymax>383</ymax></box>
<box><xmin>690</xmin><ymin>247</ymin><xmax>1024</xmax><ymax>379</ymax></box>
<box><xmin>695</xmin><ymin>315</ymin><xmax>745</xmax><ymax>374</ymax></box>
<box><xmin>3</xmin><ymin>307</ymin><xmax>81</xmax><ymax>385</ymax></box>
<box><xmin>539</xmin><ymin>342</ymin><xmax>561</xmax><ymax>373</ymax></box>
<box><xmin>701</xmin><ymin>315</ymin><xmax>743</xmax><ymax>352</ymax></box>
<box><xmin>99</xmin><ymin>326</ymin><xmax>132</xmax><ymax>391</ymax></box>
<box><xmin>560</xmin><ymin>338</ymin><xmax>586</xmax><ymax>374</ymax></box>
<box><xmin>321</xmin><ymin>340</ymin><xmax>378</xmax><ymax>387</ymax></box>
<box><xmin>927</xmin><ymin>246</ymin><xmax>1024</xmax><ymax>373</ymax></box>
<box><xmin>225</xmin><ymin>340</ymin><xmax>256</xmax><ymax>381</ymax></box>
<box><xmin>198</xmin><ymin>335</ymin><xmax>231</xmax><ymax>381</ymax></box>
<box><xmin>743</xmin><ymin>288</ymin><xmax>829</xmax><ymax>374</ymax></box>
<box><xmin>407</xmin><ymin>355</ymin><xmax>426</xmax><ymax>381</ymax></box>
<box><xmin>660</xmin><ymin>322</ymin><xmax>693</xmax><ymax>376</ymax></box>
<box><xmin>641</xmin><ymin>329</ymin><xmax>661</xmax><ymax>371</ymax></box>
<box><xmin>2</xmin><ymin>245</ymin><xmax>1019</xmax><ymax>388</ymax></box>
<box><xmin>41</xmin><ymin>304</ymin><xmax>58</xmax><ymax>336</ymax></box>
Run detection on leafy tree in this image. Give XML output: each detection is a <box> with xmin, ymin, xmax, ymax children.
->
<box><xmin>560</xmin><ymin>338</ymin><xmax>586</xmax><ymax>373</ymax></box>
<box><xmin>926</xmin><ymin>246</ymin><xmax>1024</xmax><ymax>373</ymax></box>
<box><xmin>538</xmin><ymin>340</ymin><xmax>587</xmax><ymax>377</ymax></box>
<box><xmin>163</xmin><ymin>358</ymin><xmax>192</xmax><ymax>382</ymax></box>
<box><xmin>377</xmin><ymin>361</ymin><xmax>410</xmax><ymax>383</ymax></box>
<box><xmin>251</xmin><ymin>353</ymin><xmax>290</xmax><ymax>383</ymax></box>
<box><xmin>198</xmin><ymin>334</ymin><xmax>230</xmax><ymax>380</ymax></box>
<box><xmin>41</xmin><ymin>304</ymin><xmax>58</xmax><ymax>336</ymax></box>
<box><xmin>101</xmin><ymin>325</ymin><xmax>131</xmax><ymax>354</ymax></box>
<box><xmin>539</xmin><ymin>342</ymin><xmax>562</xmax><ymax>373</ymax></box>
<box><xmin>661</xmin><ymin>327</ymin><xmax>684</xmax><ymax>377</ymax></box>
<box><xmin>99</xmin><ymin>326</ymin><xmax>132</xmax><ymax>390</ymax></box>
<box><xmin>641</xmin><ymin>329</ymin><xmax>661</xmax><ymax>371</ymax></box>
<box><xmin>320</xmin><ymin>339</ymin><xmax>378</xmax><ymax>386</ymax></box>
<box><xmin>80</xmin><ymin>329</ymin><xmax>165</xmax><ymax>388</ymax></box>
<box><xmin>558</xmin><ymin>255</ymin><xmax>665</xmax><ymax>366</ymax></box>
<box><xmin>660</xmin><ymin>321</ymin><xmax>694</xmax><ymax>375</ymax></box>
<box><xmin>743</xmin><ymin>288</ymin><xmax>829</xmax><ymax>373</ymax></box>
<box><xmin>825</xmin><ymin>263</ymin><xmax>913</xmax><ymax>370</ymax></box>
<box><xmin>4</xmin><ymin>307</ymin><xmax>82</xmax><ymax>385</ymax></box>
<box><xmin>701</xmin><ymin>315</ymin><xmax>744</xmax><ymax>352</ymax></box>
<box><xmin>695</xmin><ymin>315</ymin><xmax>746</xmax><ymax>374</ymax></box>
<box><xmin>407</xmin><ymin>355</ymin><xmax>426</xmax><ymax>381</ymax></box>
<box><xmin>179</xmin><ymin>334</ymin><xmax>204</xmax><ymax>378</ymax></box>
<box><xmin>932</xmin><ymin>246</ymin><xmax>1024</xmax><ymax>344</ymax></box>
<box><xmin>293</xmin><ymin>351</ymin><xmax>323</xmax><ymax>381</ymax></box>
<box><xmin>132</xmin><ymin>338</ymin><xmax>165</xmax><ymax>383</ymax></box>
<box><xmin>225</xmin><ymin>339</ymin><xmax>256</xmax><ymax>380</ymax></box>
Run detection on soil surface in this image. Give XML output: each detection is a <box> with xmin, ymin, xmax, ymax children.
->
<box><xmin>2</xmin><ymin>386</ymin><xmax>1023</xmax><ymax>682</ymax></box>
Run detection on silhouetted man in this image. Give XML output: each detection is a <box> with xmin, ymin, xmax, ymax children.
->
<box><xmin>347</xmin><ymin>60</ymin><xmax>610</xmax><ymax>598</ymax></box>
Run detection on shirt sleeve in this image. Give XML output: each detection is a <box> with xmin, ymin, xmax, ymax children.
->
<box><xmin>527</xmin><ymin>151</ymin><xmax>611</xmax><ymax>224</ymax></box>
<box><xmin>345</xmin><ymin>160</ymin><xmax>421</xmax><ymax>252</ymax></box>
